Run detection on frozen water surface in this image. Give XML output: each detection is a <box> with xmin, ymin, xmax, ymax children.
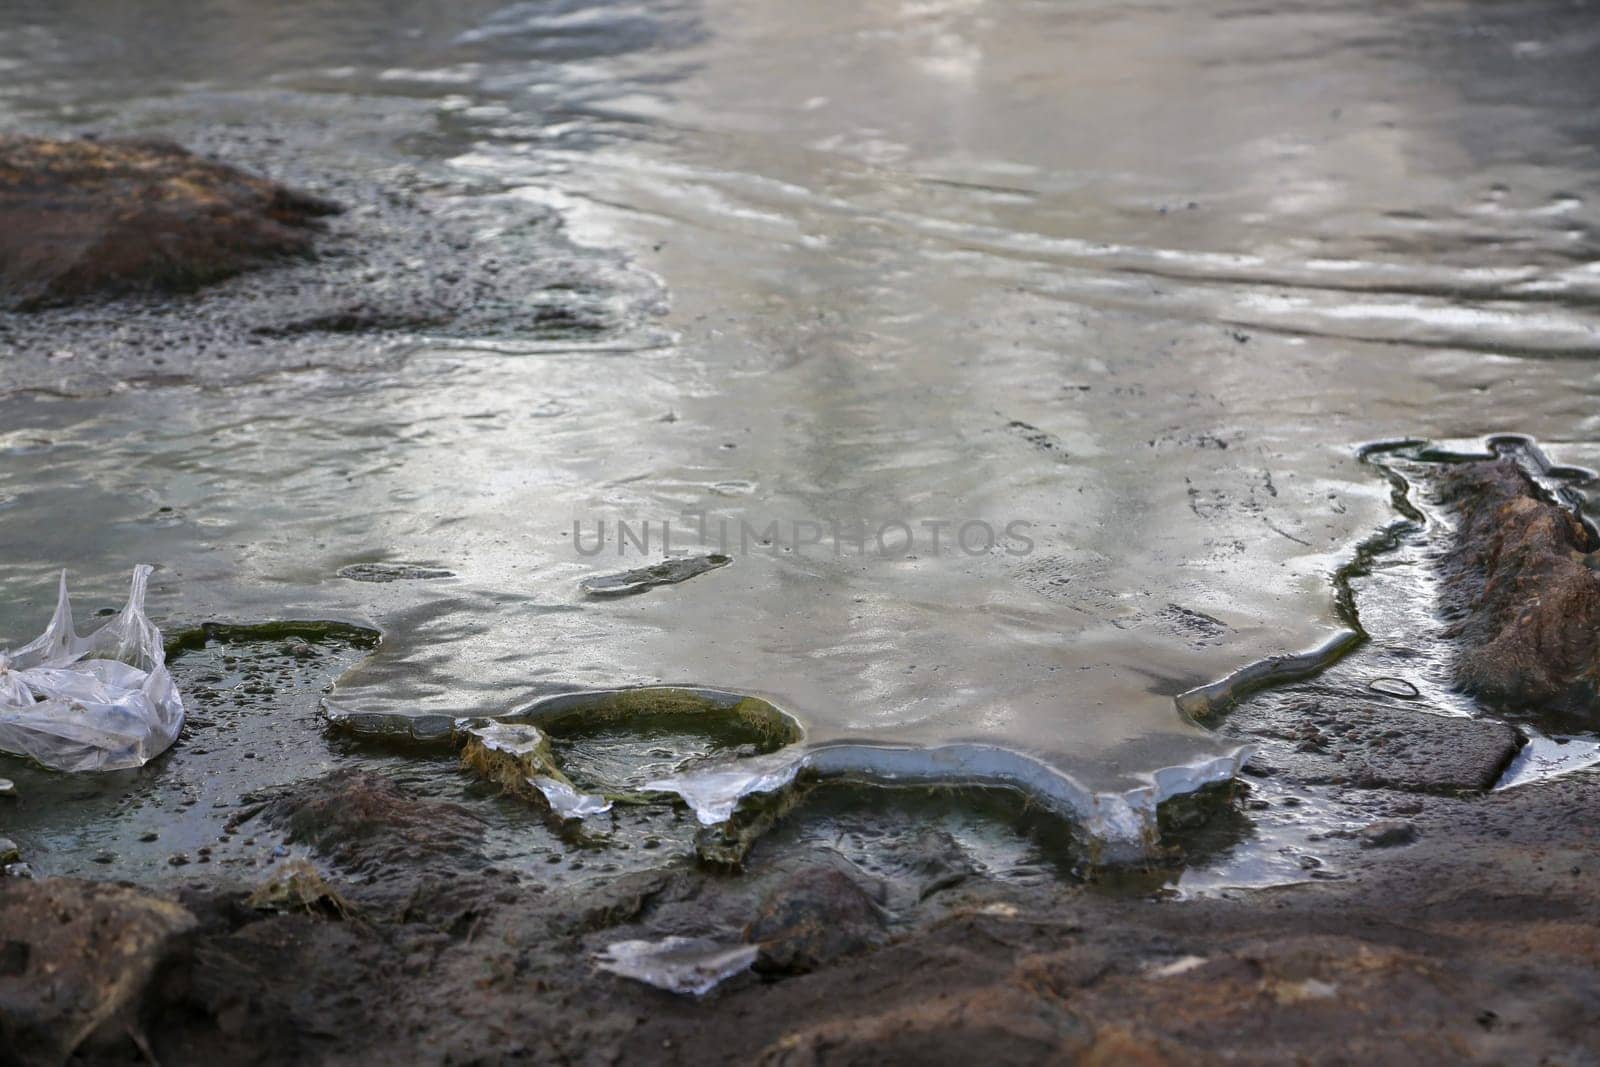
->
<box><xmin>1</xmin><ymin>0</ymin><xmax>1599</xmax><ymax>856</ymax></box>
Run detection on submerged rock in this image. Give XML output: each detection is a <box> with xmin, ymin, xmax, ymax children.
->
<box><xmin>262</xmin><ymin>769</ymin><xmax>485</xmax><ymax>879</ymax></box>
<box><xmin>0</xmin><ymin>135</ymin><xmax>338</xmax><ymax>309</ymax></box>
<box><xmin>1436</xmin><ymin>459</ymin><xmax>1600</xmax><ymax>725</ymax></box>
<box><xmin>0</xmin><ymin>878</ymin><xmax>196</xmax><ymax>1063</ymax></box>
<box><xmin>1359</xmin><ymin>820</ymin><xmax>1418</xmax><ymax>849</ymax></box>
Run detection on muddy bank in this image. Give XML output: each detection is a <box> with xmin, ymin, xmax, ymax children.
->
<box><xmin>2</xmin><ymin>753</ymin><xmax>1597</xmax><ymax>1065</ymax></box>
<box><xmin>2</xmin><ymin>429</ymin><xmax>1596</xmax><ymax>1063</ymax></box>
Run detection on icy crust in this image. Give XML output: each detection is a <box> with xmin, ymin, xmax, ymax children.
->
<box><xmin>645</xmin><ymin>739</ymin><xmax>1251</xmax><ymax>862</ymax></box>
<box><xmin>595</xmin><ymin>937</ymin><xmax>758</xmax><ymax>996</ymax></box>
<box><xmin>1175</xmin><ymin>631</ymin><xmax>1361</xmax><ymax>723</ymax></box>
<box><xmin>643</xmin><ymin>750</ymin><xmax>805</xmax><ymax>825</ymax></box>
<box><xmin>531</xmin><ymin>775</ymin><xmax>614</xmax><ymax>818</ymax></box>
<box><xmin>460</xmin><ymin>722</ymin><xmax>612</xmax><ymax>820</ymax></box>
<box><xmin>356</xmin><ymin>687</ymin><xmax>1251</xmax><ymax>861</ymax></box>
<box><xmin>0</xmin><ymin>566</ymin><xmax>185</xmax><ymax>773</ymax></box>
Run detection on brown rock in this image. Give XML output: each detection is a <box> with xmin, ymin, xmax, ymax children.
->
<box><xmin>1435</xmin><ymin>459</ymin><xmax>1600</xmax><ymax>724</ymax></box>
<box><xmin>745</xmin><ymin>863</ymin><xmax>887</xmax><ymax>974</ymax></box>
<box><xmin>1231</xmin><ymin>700</ymin><xmax>1522</xmax><ymax>793</ymax></box>
<box><xmin>262</xmin><ymin>769</ymin><xmax>486</xmax><ymax>879</ymax></box>
<box><xmin>0</xmin><ymin>878</ymin><xmax>196</xmax><ymax>1065</ymax></box>
<box><xmin>0</xmin><ymin>135</ymin><xmax>338</xmax><ymax>309</ymax></box>
<box><xmin>757</xmin><ymin>984</ymin><xmax>1091</xmax><ymax>1065</ymax></box>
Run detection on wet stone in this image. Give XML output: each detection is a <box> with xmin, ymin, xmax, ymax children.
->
<box><xmin>1367</xmin><ymin>677</ymin><xmax>1419</xmax><ymax>700</ymax></box>
<box><xmin>1227</xmin><ymin>701</ymin><xmax>1522</xmax><ymax>794</ymax></box>
<box><xmin>0</xmin><ymin>135</ymin><xmax>338</xmax><ymax>309</ymax></box>
<box><xmin>1435</xmin><ymin>458</ymin><xmax>1600</xmax><ymax>728</ymax></box>
<box><xmin>1360</xmin><ymin>820</ymin><xmax>1418</xmax><ymax>848</ymax></box>
<box><xmin>759</xmin><ymin>981</ymin><xmax>1090</xmax><ymax>1064</ymax></box>
<box><xmin>261</xmin><ymin>769</ymin><xmax>487</xmax><ymax>917</ymax></box>
<box><xmin>0</xmin><ymin>877</ymin><xmax>197</xmax><ymax>1063</ymax></box>
<box><xmin>745</xmin><ymin>862</ymin><xmax>888</xmax><ymax>975</ymax></box>
<box><xmin>247</xmin><ymin>859</ymin><xmax>354</xmax><ymax>919</ymax></box>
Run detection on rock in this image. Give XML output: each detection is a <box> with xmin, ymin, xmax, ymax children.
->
<box><xmin>0</xmin><ymin>838</ymin><xmax>18</xmax><ymax>864</ymax></box>
<box><xmin>758</xmin><ymin>984</ymin><xmax>1091</xmax><ymax>1065</ymax></box>
<box><xmin>247</xmin><ymin>859</ymin><xmax>354</xmax><ymax>919</ymax></box>
<box><xmin>1436</xmin><ymin>459</ymin><xmax>1600</xmax><ymax>725</ymax></box>
<box><xmin>458</xmin><ymin>722</ymin><xmax>570</xmax><ymax>801</ymax></box>
<box><xmin>0</xmin><ymin>135</ymin><xmax>338</xmax><ymax>309</ymax></box>
<box><xmin>261</xmin><ymin>769</ymin><xmax>487</xmax><ymax>919</ymax></box>
<box><xmin>1235</xmin><ymin>701</ymin><xmax>1523</xmax><ymax>793</ymax></box>
<box><xmin>1057</xmin><ymin>935</ymin><xmax>1490</xmax><ymax>1062</ymax></box>
<box><xmin>1341</xmin><ymin>709</ymin><xmax>1522</xmax><ymax>793</ymax></box>
<box><xmin>0</xmin><ymin>877</ymin><xmax>196</xmax><ymax>1064</ymax></box>
<box><xmin>0</xmin><ymin>777</ymin><xmax>15</xmax><ymax>798</ymax></box>
<box><xmin>745</xmin><ymin>863</ymin><xmax>887</xmax><ymax>974</ymax></box>
<box><xmin>1360</xmin><ymin>820</ymin><xmax>1418</xmax><ymax>848</ymax></box>
<box><xmin>263</xmin><ymin>769</ymin><xmax>486</xmax><ymax>877</ymax></box>
<box><xmin>892</xmin><ymin>827</ymin><xmax>981</xmax><ymax>903</ymax></box>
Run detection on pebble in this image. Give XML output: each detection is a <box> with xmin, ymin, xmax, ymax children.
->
<box><xmin>1360</xmin><ymin>820</ymin><xmax>1418</xmax><ymax>848</ymax></box>
<box><xmin>1368</xmin><ymin>677</ymin><xmax>1420</xmax><ymax>699</ymax></box>
<box><xmin>0</xmin><ymin>778</ymin><xmax>15</xmax><ymax>798</ymax></box>
<box><xmin>0</xmin><ymin>837</ymin><xmax>19</xmax><ymax>863</ymax></box>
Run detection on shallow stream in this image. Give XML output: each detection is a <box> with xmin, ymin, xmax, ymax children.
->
<box><xmin>2</xmin><ymin>0</ymin><xmax>1598</xmax><ymax>880</ymax></box>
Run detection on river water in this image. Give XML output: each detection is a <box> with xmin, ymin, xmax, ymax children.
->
<box><xmin>1</xmin><ymin>0</ymin><xmax>1598</xmax><ymax>868</ymax></box>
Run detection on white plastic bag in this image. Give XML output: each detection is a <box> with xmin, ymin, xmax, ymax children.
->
<box><xmin>0</xmin><ymin>566</ymin><xmax>185</xmax><ymax>772</ymax></box>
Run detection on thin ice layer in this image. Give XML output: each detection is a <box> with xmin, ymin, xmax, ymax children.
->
<box><xmin>643</xmin><ymin>738</ymin><xmax>1249</xmax><ymax>859</ymax></box>
<box><xmin>595</xmin><ymin>937</ymin><xmax>759</xmax><ymax>996</ymax></box>
<box><xmin>459</xmin><ymin>721</ymin><xmax>613</xmax><ymax>819</ymax></box>
<box><xmin>0</xmin><ymin>566</ymin><xmax>185</xmax><ymax>772</ymax></box>
<box><xmin>530</xmin><ymin>774</ymin><xmax>613</xmax><ymax>819</ymax></box>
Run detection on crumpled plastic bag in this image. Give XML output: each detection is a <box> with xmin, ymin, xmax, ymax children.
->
<box><xmin>0</xmin><ymin>565</ymin><xmax>185</xmax><ymax>772</ymax></box>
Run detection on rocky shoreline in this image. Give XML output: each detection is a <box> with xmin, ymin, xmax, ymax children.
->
<box><xmin>2</xmin><ymin>137</ymin><xmax>1599</xmax><ymax>1065</ymax></box>
<box><xmin>2</xmin><ymin>753</ymin><xmax>1596</xmax><ymax>1064</ymax></box>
